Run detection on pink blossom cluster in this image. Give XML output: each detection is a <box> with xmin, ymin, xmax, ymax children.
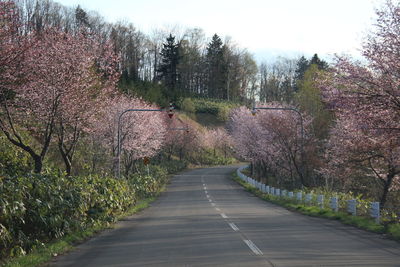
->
<box><xmin>228</xmin><ymin>103</ymin><xmax>312</xmax><ymax>187</ymax></box>
<box><xmin>91</xmin><ymin>94</ymin><xmax>167</xmax><ymax>161</ymax></box>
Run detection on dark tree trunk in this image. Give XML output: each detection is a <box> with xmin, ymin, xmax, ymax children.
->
<box><xmin>380</xmin><ymin>171</ymin><xmax>395</xmax><ymax>208</ymax></box>
<box><xmin>33</xmin><ymin>154</ymin><xmax>43</xmax><ymax>173</ymax></box>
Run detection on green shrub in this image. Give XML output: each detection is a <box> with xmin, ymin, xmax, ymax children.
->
<box><xmin>0</xmin><ymin>136</ymin><xmax>31</xmax><ymax>176</ymax></box>
<box><xmin>217</xmin><ymin>106</ymin><xmax>231</xmax><ymax>121</ymax></box>
<box><xmin>0</xmin><ymin>173</ymin><xmax>136</xmax><ymax>259</ymax></box>
<box><xmin>190</xmin><ymin>98</ymin><xmax>240</xmax><ymax>115</ymax></box>
<box><xmin>128</xmin><ymin>165</ymin><xmax>168</xmax><ymax>198</ymax></box>
<box><xmin>388</xmin><ymin>224</ymin><xmax>400</xmax><ymax>240</ymax></box>
<box><xmin>181</xmin><ymin>98</ymin><xmax>196</xmax><ymax>113</ymax></box>
<box><xmin>157</xmin><ymin>159</ymin><xmax>187</xmax><ymax>174</ymax></box>
<box><xmin>194</xmin><ymin>148</ymin><xmax>236</xmax><ymax>166</ymax></box>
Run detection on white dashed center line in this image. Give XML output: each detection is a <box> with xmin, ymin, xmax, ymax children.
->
<box><xmin>228</xmin><ymin>222</ymin><xmax>239</xmax><ymax>231</ymax></box>
<box><xmin>244</xmin><ymin>240</ymin><xmax>263</xmax><ymax>255</ymax></box>
<box><xmin>201</xmin><ymin>179</ymin><xmax>264</xmax><ymax>259</ymax></box>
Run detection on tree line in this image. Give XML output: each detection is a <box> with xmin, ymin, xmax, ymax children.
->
<box><xmin>8</xmin><ymin>0</ymin><xmax>330</xmax><ymax>106</ymax></box>
<box><xmin>6</xmin><ymin>0</ymin><xmax>255</xmax><ymax>103</ymax></box>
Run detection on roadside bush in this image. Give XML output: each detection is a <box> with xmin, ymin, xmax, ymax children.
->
<box><xmin>128</xmin><ymin>165</ymin><xmax>168</xmax><ymax>198</ymax></box>
<box><xmin>0</xmin><ymin>136</ymin><xmax>31</xmax><ymax>176</ymax></box>
<box><xmin>217</xmin><ymin>106</ymin><xmax>231</xmax><ymax>122</ymax></box>
<box><xmin>0</xmin><ymin>173</ymin><xmax>135</xmax><ymax>258</ymax></box>
<box><xmin>157</xmin><ymin>159</ymin><xmax>187</xmax><ymax>174</ymax></box>
<box><xmin>195</xmin><ymin>148</ymin><xmax>236</xmax><ymax>166</ymax></box>
<box><xmin>181</xmin><ymin>98</ymin><xmax>196</xmax><ymax>113</ymax></box>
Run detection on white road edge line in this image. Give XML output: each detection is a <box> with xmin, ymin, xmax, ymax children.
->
<box><xmin>211</xmin><ymin>203</ymin><xmax>216</xmax><ymax>207</ymax></box>
<box><xmin>205</xmin><ymin>190</ymin><xmax>208</xmax><ymax>194</ymax></box>
<box><xmin>220</xmin><ymin>213</ymin><xmax>228</xmax><ymax>219</ymax></box>
<box><xmin>228</xmin><ymin>222</ymin><xmax>239</xmax><ymax>231</ymax></box>
<box><xmin>215</xmin><ymin>208</ymin><xmax>221</xmax><ymax>211</ymax></box>
<box><xmin>206</xmin><ymin>195</ymin><xmax>210</xmax><ymax>198</ymax></box>
<box><xmin>209</xmin><ymin>199</ymin><xmax>212</xmax><ymax>202</ymax></box>
<box><xmin>244</xmin><ymin>240</ymin><xmax>263</xmax><ymax>255</ymax></box>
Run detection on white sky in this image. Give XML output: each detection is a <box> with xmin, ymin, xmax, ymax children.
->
<box><xmin>55</xmin><ymin>0</ymin><xmax>386</xmax><ymax>62</ymax></box>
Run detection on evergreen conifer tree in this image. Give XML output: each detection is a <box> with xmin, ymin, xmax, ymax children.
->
<box><xmin>158</xmin><ymin>34</ymin><xmax>180</xmax><ymax>101</ymax></box>
<box><xmin>206</xmin><ymin>34</ymin><xmax>228</xmax><ymax>99</ymax></box>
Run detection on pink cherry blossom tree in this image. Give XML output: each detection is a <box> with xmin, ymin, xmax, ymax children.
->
<box><xmin>317</xmin><ymin>0</ymin><xmax>400</xmax><ymax>206</ymax></box>
<box><xmin>202</xmin><ymin>128</ymin><xmax>233</xmax><ymax>158</ymax></box>
<box><xmin>228</xmin><ymin>103</ymin><xmax>313</xmax><ymax>188</ymax></box>
<box><xmin>91</xmin><ymin>94</ymin><xmax>167</xmax><ymax>176</ymax></box>
<box><xmin>164</xmin><ymin>115</ymin><xmax>201</xmax><ymax>162</ymax></box>
<box><xmin>54</xmin><ymin>35</ymin><xmax>120</xmax><ymax>176</ymax></box>
<box><xmin>0</xmin><ymin>21</ymin><xmax>119</xmax><ymax>173</ymax></box>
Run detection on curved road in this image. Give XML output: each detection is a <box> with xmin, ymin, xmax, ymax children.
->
<box><xmin>53</xmin><ymin>166</ymin><xmax>400</xmax><ymax>266</ymax></box>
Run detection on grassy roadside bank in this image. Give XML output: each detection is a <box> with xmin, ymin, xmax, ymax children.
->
<box><xmin>1</xmin><ymin>182</ymin><xmax>168</xmax><ymax>267</ymax></box>
<box><xmin>232</xmin><ymin>172</ymin><xmax>400</xmax><ymax>242</ymax></box>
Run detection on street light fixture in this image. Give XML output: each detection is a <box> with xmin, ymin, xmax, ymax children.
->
<box><xmin>116</xmin><ymin>103</ymin><xmax>174</xmax><ymax>179</ymax></box>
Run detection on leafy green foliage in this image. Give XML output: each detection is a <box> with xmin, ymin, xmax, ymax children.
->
<box><xmin>0</xmin><ymin>173</ymin><xmax>133</xmax><ymax>258</ymax></box>
<box><xmin>388</xmin><ymin>224</ymin><xmax>400</xmax><ymax>240</ymax></box>
<box><xmin>0</xmin><ymin>136</ymin><xmax>31</xmax><ymax>176</ymax></box>
<box><xmin>216</xmin><ymin>105</ymin><xmax>231</xmax><ymax>122</ymax></box>
<box><xmin>192</xmin><ymin>148</ymin><xmax>236</xmax><ymax>166</ymax></box>
<box><xmin>128</xmin><ymin>165</ymin><xmax>168</xmax><ymax>198</ymax></box>
<box><xmin>295</xmin><ymin>64</ymin><xmax>333</xmax><ymax>139</ymax></box>
<box><xmin>120</xmin><ymin>80</ymin><xmax>169</xmax><ymax>108</ymax></box>
<box><xmin>181</xmin><ymin>98</ymin><xmax>196</xmax><ymax>113</ymax></box>
<box><xmin>156</xmin><ymin>158</ymin><xmax>187</xmax><ymax>174</ymax></box>
<box><xmin>188</xmin><ymin>98</ymin><xmax>239</xmax><ymax>118</ymax></box>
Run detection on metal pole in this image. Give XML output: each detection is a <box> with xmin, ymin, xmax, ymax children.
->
<box><xmin>117</xmin><ymin>108</ymin><xmax>164</xmax><ymax>179</ymax></box>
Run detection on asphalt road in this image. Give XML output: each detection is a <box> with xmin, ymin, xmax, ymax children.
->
<box><xmin>52</xmin><ymin>166</ymin><xmax>400</xmax><ymax>267</ymax></box>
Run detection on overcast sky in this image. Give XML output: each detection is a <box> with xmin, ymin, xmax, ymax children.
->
<box><xmin>55</xmin><ymin>0</ymin><xmax>385</xmax><ymax>61</ymax></box>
